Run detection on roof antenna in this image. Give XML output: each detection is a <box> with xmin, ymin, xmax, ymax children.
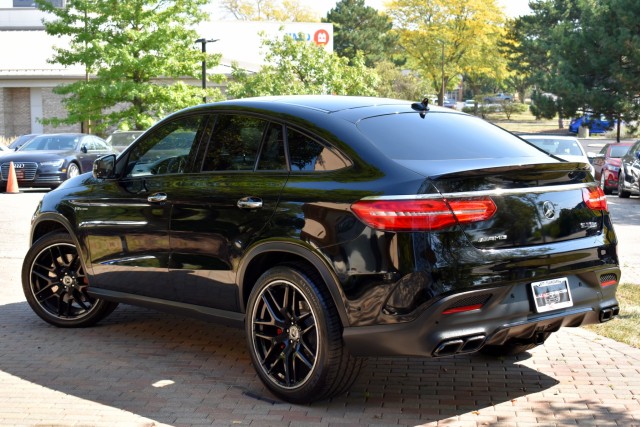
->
<box><xmin>411</xmin><ymin>97</ymin><xmax>430</xmax><ymax>118</ymax></box>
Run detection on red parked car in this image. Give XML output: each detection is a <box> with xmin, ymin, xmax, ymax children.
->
<box><xmin>593</xmin><ymin>142</ymin><xmax>633</xmax><ymax>194</ymax></box>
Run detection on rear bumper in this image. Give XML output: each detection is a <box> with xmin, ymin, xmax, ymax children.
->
<box><xmin>342</xmin><ymin>267</ymin><xmax>620</xmax><ymax>358</ymax></box>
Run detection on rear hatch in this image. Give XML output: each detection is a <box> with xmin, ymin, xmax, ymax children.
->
<box><xmin>355</xmin><ymin>111</ymin><xmax>604</xmax><ymax>250</ymax></box>
<box><xmin>424</xmin><ymin>162</ymin><xmax>604</xmax><ymax>249</ymax></box>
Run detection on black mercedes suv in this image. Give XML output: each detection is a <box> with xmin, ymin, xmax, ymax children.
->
<box><xmin>22</xmin><ymin>96</ymin><xmax>620</xmax><ymax>403</ymax></box>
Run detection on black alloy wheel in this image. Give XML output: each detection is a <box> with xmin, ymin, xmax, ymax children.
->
<box><xmin>22</xmin><ymin>232</ymin><xmax>118</xmax><ymax>327</ymax></box>
<box><xmin>246</xmin><ymin>265</ymin><xmax>362</xmax><ymax>403</ymax></box>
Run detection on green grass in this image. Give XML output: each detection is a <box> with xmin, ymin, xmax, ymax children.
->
<box><xmin>585</xmin><ymin>283</ymin><xmax>640</xmax><ymax>348</ymax></box>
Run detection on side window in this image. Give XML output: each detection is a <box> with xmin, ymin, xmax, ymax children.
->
<box><xmin>125</xmin><ymin>115</ymin><xmax>204</xmax><ymax>177</ymax></box>
<box><xmin>82</xmin><ymin>138</ymin><xmax>96</xmax><ymax>151</ymax></box>
<box><xmin>93</xmin><ymin>138</ymin><xmax>109</xmax><ymax>151</ymax></box>
<box><xmin>287</xmin><ymin>128</ymin><xmax>351</xmax><ymax>172</ymax></box>
<box><xmin>256</xmin><ymin>123</ymin><xmax>287</xmax><ymax>171</ymax></box>
<box><xmin>202</xmin><ymin>115</ymin><xmax>267</xmax><ymax>171</ymax></box>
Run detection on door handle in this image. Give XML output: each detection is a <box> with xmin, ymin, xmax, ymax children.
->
<box><xmin>148</xmin><ymin>192</ymin><xmax>168</xmax><ymax>203</ymax></box>
<box><xmin>237</xmin><ymin>196</ymin><xmax>263</xmax><ymax>209</ymax></box>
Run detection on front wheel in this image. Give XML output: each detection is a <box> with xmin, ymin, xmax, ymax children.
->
<box><xmin>22</xmin><ymin>231</ymin><xmax>118</xmax><ymax>327</ymax></box>
<box><xmin>245</xmin><ymin>265</ymin><xmax>362</xmax><ymax>403</ymax></box>
<box><xmin>66</xmin><ymin>162</ymin><xmax>80</xmax><ymax>179</ymax></box>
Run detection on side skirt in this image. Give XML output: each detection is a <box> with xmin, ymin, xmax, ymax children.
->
<box><xmin>89</xmin><ymin>287</ymin><xmax>245</xmax><ymax>328</ymax></box>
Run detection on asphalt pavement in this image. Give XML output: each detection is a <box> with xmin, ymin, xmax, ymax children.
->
<box><xmin>0</xmin><ymin>190</ymin><xmax>638</xmax><ymax>427</ymax></box>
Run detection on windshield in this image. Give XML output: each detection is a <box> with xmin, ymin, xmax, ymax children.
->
<box><xmin>21</xmin><ymin>135</ymin><xmax>78</xmax><ymax>151</ymax></box>
<box><xmin>609</xmin><ymin>145</ymin><xmax>630</xmax><ymax>158</ymax></box>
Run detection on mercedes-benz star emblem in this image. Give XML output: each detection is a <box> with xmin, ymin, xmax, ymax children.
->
<box><xmin>542</xmin><ymin>201</ymin><xmax>555</xmax><ymax>219</ymax></box>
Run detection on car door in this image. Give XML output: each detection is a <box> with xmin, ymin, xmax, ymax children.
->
<box><xmin>81</xmin><ymin>114</ymin><xmax>209</xmax><ymax>300</ymax></box>
<box><xmin>168</xmin><ymin>114</ymin><xmax>289</xmax><ymax>311</ymax></box>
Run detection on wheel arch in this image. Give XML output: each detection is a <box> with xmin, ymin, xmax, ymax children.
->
<box><xmin>30</xmin><ymin>212</ymin><xmax>86</xmax><ymax>256</ymax></box>
<box><xmin>68</xmin><ymin>160</ymin><xmax>80</xmax><ymax>171</ymax></box>
<box><xmin>237</xmin><ymin>241</ymin><xmax>350</xmax><ymax>327</ymax></box>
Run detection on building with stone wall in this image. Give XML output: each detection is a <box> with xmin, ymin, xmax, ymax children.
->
<box><xmin>0</xmin><ymin>1</ymin><xmax>333</xmax><ymax>140</ymax></box>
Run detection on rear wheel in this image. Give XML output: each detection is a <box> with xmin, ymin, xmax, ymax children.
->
<box><xmin>22</xmin><ymin>232</ymin><xmax>118</xmax><ymax>327</ymax></box>
<box><xmin>246</xmin><ymin>265</ymin><xmax>362</xmax><ymax>403</ymax></box>
<box><xmin>618</xmin><ymin>171</ymin><xmax>631</xmax><ymax>198</ymax></box>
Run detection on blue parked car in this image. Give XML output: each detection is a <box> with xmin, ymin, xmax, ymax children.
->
<box><xmin>569</xmin><ymin>115</ymin><xmax>614</xmax><ymax>134</ymax></box>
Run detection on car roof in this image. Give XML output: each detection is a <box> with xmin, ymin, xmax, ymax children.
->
<box><xmin>175</xmin><ymin>95</ymin><xmax>459</xmax><ymax>124</ymax></box>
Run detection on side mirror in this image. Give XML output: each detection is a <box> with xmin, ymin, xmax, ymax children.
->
<box><xmin>93</xmin><ymin>154</ymin><xmax>116</xmax><ymax>179</ymax></box>
<box><xmin>81</xmin><ymin>145</ymin><xmax>88</xmax><ymax>153</ymax></box>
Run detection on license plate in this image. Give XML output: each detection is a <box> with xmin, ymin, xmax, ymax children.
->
<box><xmin>531</xmin><ymin>277</ymin><xmax>573</xmax><ymax>313</ymax></box>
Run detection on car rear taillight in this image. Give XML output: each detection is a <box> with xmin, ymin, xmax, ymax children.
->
<box><xmin>351</xmin><ymin>197</ymin><xmax>496</xmax><ymax>231</ymax></box>
<box><xmin>582</xmin><ymin>186</ymin><xmax>608</xmax><ymax>211</ymax></box>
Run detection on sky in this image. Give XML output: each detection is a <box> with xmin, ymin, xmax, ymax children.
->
<box><xmin>306</xmin><ymin>0</ymin><xmax>531</xmax><ymax>19</ymax></box>
<box><xmin>212</xmin><ymin>0</ymin><xmax>529</xmax><ymax>18</ymax></box>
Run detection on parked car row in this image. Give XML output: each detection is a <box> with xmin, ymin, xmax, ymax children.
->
<box><xmin>0</xmin><ymin>133</ymin><xmax>116</xmax><ymax>192</ymax></box>
<box><xmin>617</xmin><ymin>140</ymin><xmax>640</xmax><ymax>198</ymax></box>
<box><xmin>592</xmin><ymin>142</ymin><xmax>633</xmax><ymax>194</ymax></box>
<box><xmin>0</xmin><ymin>130</ymin><xmax>144</xmax><ymax>191</ymax></box>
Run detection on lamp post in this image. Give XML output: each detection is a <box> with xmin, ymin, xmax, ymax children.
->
<box><xmin>439</xmin><ymin>40</ymin><xmax>445</xmax><ymax>107</ymax></box>
<box><xmin>195</xmin><ymin>38</ymin><xmax>219</xmax><ymax>103</ymax></box>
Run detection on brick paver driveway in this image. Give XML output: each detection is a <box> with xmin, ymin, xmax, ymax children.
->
<box><xmin>1</xmin><ymin>191</ymin><xmax>638</xmax><ymax>427</ymax></box>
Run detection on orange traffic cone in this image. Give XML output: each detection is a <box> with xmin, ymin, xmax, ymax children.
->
<box><xmin>6</xmin><ymin>161</ymin><xmax>19</xmax><ymax>194</ymax></box>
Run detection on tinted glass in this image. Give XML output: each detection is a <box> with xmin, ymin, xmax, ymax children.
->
<box><xmin>288</xmin><ymin>128</ymin><xmax>351</xmax><ymax>172</ymax></box>
<box><xmin>125</xmin><ymin>115</ymin><xmax>203</xmax><ymax>177</ymax></box>
<box><xmin>358</xmin><ymin>112</ymin><xmax>546</xmax><ymax>160</ymax></box>
<box><xmin>257</xmin><ymin>123</ymin><xmax>287</xmax><ymax>171</ymax></box>
<box><xmin>203</xmin><ymin>115</ymin><xmax>266</xmax><ymax>171</ymax></box>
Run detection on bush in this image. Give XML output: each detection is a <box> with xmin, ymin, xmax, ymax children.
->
<box><xmin>500</xmin><ymin>101</ymin><xmax>527</xmax><ymax>120</ymax></box>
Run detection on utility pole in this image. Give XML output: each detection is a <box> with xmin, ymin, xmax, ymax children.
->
<box><xmin>195</xmin><ymin>38</ymin><xmax>219</xmax><ymax>103</ymax></box>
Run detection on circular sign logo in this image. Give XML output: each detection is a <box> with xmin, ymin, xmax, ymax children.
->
<box><xmin>314</xmin><ymin>29</ymin><xmax>330</xmax><ymax>46</ymax></box>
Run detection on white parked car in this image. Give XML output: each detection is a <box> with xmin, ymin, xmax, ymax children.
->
<box><xmin>520</xmin><ymin>135</ymin><xmax>595</xmax><ymax>177</ymax></box>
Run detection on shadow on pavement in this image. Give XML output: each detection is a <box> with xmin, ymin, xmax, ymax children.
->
<box><xmin>0</xmin><ymin>301</ymin><xmax>636</xmax><ymax>426</ymax></box>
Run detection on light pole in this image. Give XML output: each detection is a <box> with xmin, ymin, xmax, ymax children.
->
<box><xmin>195</xmin><ymin>38</ymin><xmax>219</xmax><ymax>103</ymax></box>
<box><xmin>440</xmin><ymin>40</ymin><xmax>445</xmax><ymax>106</ymax></box>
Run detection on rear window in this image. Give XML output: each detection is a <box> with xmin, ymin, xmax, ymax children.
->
<box><xmin>357</xmin><ymin>112</ymin><xmax>546</xmax><ymax>160</ymax></box>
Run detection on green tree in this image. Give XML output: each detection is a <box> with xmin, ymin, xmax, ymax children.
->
<box><xmin>226</xmin><ymin>32</ymin><xmax>379</xmax><ymax>98</ymax></box>
<box><xmin>37</xmin><ymin>0</ymin><xmax>223</xmax><ymax>133</ymax></box>
<box><xmin>323</xmin><ymin>0</ymin><xmax>398</xmax><ymax>67</ymax></box>
<box><xmin>373</xmin><ymin>61</ymin><xmax>432</xmax><ymax>100</ymax></box>
<box><xmin>218</xmin><ymin>0</ymin><xmax>318</xmax><ymax>21</ymax></box>
<box><xmin>386</xmin><ymin>0</ymin><xmax>507</xmax><ymax>105</ymax></box>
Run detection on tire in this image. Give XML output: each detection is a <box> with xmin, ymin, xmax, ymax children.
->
<box><xmin>601</xmin><ymin>174</ymin><xmax>612</xmax><ymax>195</ymax></box>
<box><xmin>618</xmin><ymin>171</ymin><xmax>631</xmax><ymax>198</ymax></box>
<box><xmin>245</xmin><ymin>265</ymin><xmax>363</xmax><ymax>403</ymax></box>
<box><xmin>22</xmin><ymin>231</ymin><xmax>118</xmax><ymax>328</ymax></box>
<box><xmin>66</xmin><ymin>162</ymin><xmax>80</xmax><ymax>179</ymax></box>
